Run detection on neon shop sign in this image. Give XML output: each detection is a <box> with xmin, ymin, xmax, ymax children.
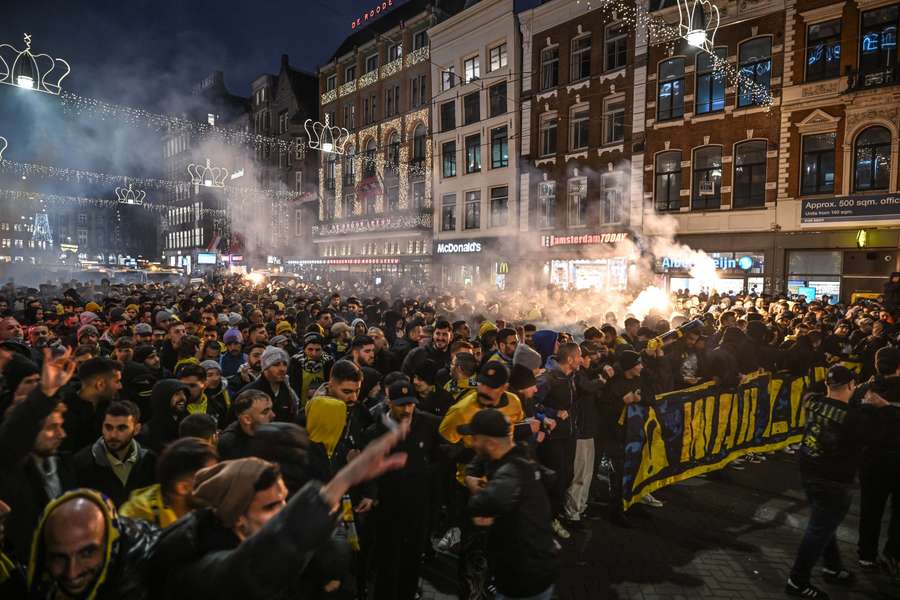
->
<box><xmin>351</xmin><ymin>0</ymin><xmax>396</xmax><ymax>29</ymax></box>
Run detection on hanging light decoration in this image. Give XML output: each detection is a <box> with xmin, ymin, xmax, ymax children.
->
<box><xmin>114</xmin><ymin>183</ymin><xmax>146</xmax><ymax>205</ymax></box>
<box><xmin>677</xmin><ymin>0</ymin><xmax>719</xmax><ymax>51</ymax></box>
<box><xmin>0</xmin><ymin>33</ymin><xmax>71</xmax><ymax>95</ymax></box>
<box><xmin>0</xmin><ymin>136</ymin><xmax>7</xmax><ymax>161</ymax></box>
<box><xmin>305</xmin><ymin>114</ymin><xmax>350</xmax><ymax>155</ymax></box>
<box><xmin>187</xmin><ymin>158</ymin><xmax>229</xmax><ymax>188</ymax></box>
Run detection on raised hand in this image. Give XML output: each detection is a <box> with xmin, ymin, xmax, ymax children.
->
<box><xmin>41</xmin><ymin>346</ymin><xmax>76</xmax><ymax>398</ymax></box>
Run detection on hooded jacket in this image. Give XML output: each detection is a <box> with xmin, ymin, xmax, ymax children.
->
<box><xmin>27</xmin><ymin>489</ymin><xmax>159</xmax><ymax>600</ymax></box>
<box><xmin>119</xmin><ymin>484</ymin><xmax>179</xmax><ymax>529</ymax></box>
<box><xmin>72</xmin><ymin>437</ymin><xmax>157</xmax><ymax>507</ymax></box>
<box><xmin>531</xmin><ymin>330</ymin><xmax>558</xmax><ymax>369</ymax></box>
<box><xmin>138</xmin><ymin>380</ymin><xmax>190</xmax><ymax>453</ymax></box>
<box><xmin>121</xmin><ymin>361</ymin><xmax>158</xmax><ymax>421</ymax></box>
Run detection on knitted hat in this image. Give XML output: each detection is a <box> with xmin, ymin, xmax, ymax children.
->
<box><xmin>618</xmin><ymin>350</ymin><xmax>642</xmax><ymax>372</ymax></box>
<box><xmin>155</xmin><ymin>310</ymin><xmax>173</xmax><ymax>326</ymax></box>
<box><xmin>133</xmin><ymin>344</ymin><xmax>157</xmax><ymax>363</ymax></box>
<box><xmin>228</xmin><ymin>313</ymin><xmax>243</xmax><ymax>327</ymax></box>
<box><xmin>134</xmin><ymin>322</ymin><xmax>153</xmax><ymax>335</ymax></box>
<box><xmin>200</xmin><ymin>359</ymin><xmax>222</xmax><ymax>373</ymax></box>
<box><xmin>223</xmin><ymin>328</ymin><xmax>243</xmax><ymax>345</ymax></box>
<box><xmin>513</xmin><ymin>343</ymin><xmax>542</xmax><ymax>372</ymax></box>
<box><xmin>478</xmin><ymin>320</ymin><xmax>498</xmax><ymax>339</ymax></box>
<box><xmin>275</xmin><ymin>321</ymin><xmax>294</xmax><ymax>335</ymax></box>
<box><xmin>3</xmin><ymin>353</ymin><xmax>39</xmax><ymax>394</ymax></box>
<box><xmin>79</xmin><ymin>311</ymin><xmax>99</xmax><ymax>326</ymax></box>
<box><xmin>269</xmin><ymin>335</ymin><xmax>288</xmax><ymax>347</ymax></box>
<box><xmin>261</xmin><ymin>346</ymin><xmax>289</xmax><ymax>372</ymax></box>
<box><xmin>84</xmin><ymin>302</ymin><xmax>101</xmax><ymax>314</ymax></box>
<box><xmin>192</xmin><ymin>458</ymin><xmax>274</xmax><ymax>527</ymax></box>
<box><xmin>77</xmin><ymin>324</ymin><xmax>99</xmax><ymax>341</ymax></box>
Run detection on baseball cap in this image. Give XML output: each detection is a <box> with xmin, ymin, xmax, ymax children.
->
<box><xmin>386</xmin><ymin>381</ymin><xmax>418</xmax><ymax>405</ymax></box>
<box><xmin>457</xmin><ymin>408</ymin><xmax>510</xmax><ymax>438</ymax></box>
<box><xmin>134</xmin><ymin>322</ymin><xmax>152</xmax><ymax>335</ymax></box>
<box><xmin>826</xmin><ymin>365</ymin><xmax>853</xmax><ymax>387</ymax></box>
<box><xmin>875</xmin><ymin>346</ymin><xmax>900</xmax><ymax>376</ymax></box>
<box><xmin>477</xmin><ymin>362</ymin><xmax>510</xmax><ymax>388</ymax></box>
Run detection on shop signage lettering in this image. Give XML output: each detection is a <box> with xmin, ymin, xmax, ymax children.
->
<box><xmin>286</xmin><ymin>258</ymin><xmax>401</xmax><ymax>266</ymax></box>
<box><xmin>435</xmin><ymin>241</ymin><xmax>483</xmax><ymax>254</ymax></box>
<box><xmin>801</xmin><ymin>194</ymin><xmax>900</xmax><ymax>224</ymax></box>
<box><xmin>351</xmin><ymin>0</ymin><xmax>395</xmax><ymax>29</ymax></box>
<box><xmin>659</xmin><ymin>254</ymin><xmax>758</xmax><ymax>271</ymax></box>
<box><xmin>541</xmin><ymin>232</ymin><xmax>628</xmax><ymax>248</ymax></box>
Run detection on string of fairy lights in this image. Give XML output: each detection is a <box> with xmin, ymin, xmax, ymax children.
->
<box><xmin>0</xmin><ymin>188</ymin><xmax>227</xmax><ymax>216</ymax></box>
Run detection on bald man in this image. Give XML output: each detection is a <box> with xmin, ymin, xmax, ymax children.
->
<box><xmin>28</xmin><ymin>490</ymin><xmax>159</xmax><ymax>600</ymax></box>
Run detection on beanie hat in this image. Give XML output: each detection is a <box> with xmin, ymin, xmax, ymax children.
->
<box><xmin>77</xmin><ymin>324</ymin><xmax>99</xmax><ymax>341</ymax></box>
<box><xmin>200</xmin><ymin>359</ymin><xmax>222</xmax><ymax>373</ymax></box>
<box><xmin>84</xmin><ymin>302</ymin><xmax>101</xmax><ymax>314</ymax></box>
<box><xmin>3</xmin><ymin>353</ymin><xmax>39</xmax><ymax>393</ymax></box>
<box><xmin>133</xmin><ymin>344</ymin><xmax>157</xmax><ymax>363</ymax></box>
<box><xmin>134</xmin><ymin>322</ymin><xmax>152</xmax><ymax>335</ymax></box>
<box><xmin>509</xmin><ymin>363</ymin><xmax>537</xmax><ymax>390</ymax></box>
<box><xmin>192</xmin><ymin>458</ymin><xmax>274</xmax><ymax>527</ymax></box>
<box><xmin>351</xmin><ymin>318</ymin><xmax>367</xmax><ymax>331</ymax></box>
<box><xmin>331</xmin><ymin>322</ymin><xmax>352</xmax><ymax>336</ymax></box>
<box><xmin>261</xmin><ymin>346</ymin><xmax>289</xmax><ymax>372</ymax></box>
<box><xmin>618</xmin><ymin>350</ymin><xmax>642</xmax><ymax>372</ymax></box>
<box><xmin>275</xmin><ymin>321</ymin><xmax>294</xmax><ymax>335</ymax></box>
<box><xmin>269</xmin><ymin>335</ymin><xmax>287</xmax><ymax>347</ymax></box>
<box><xmin>875</xmin><ymin>346</ymin><xmax>900</xmax><ymax>376</ymax></box>
<box><xmin>513</xmin><ymin>343</ymin><xmax>542</xmax><ymax>372</ymax></box>
<box><xmin>155</xmin><ymin>310</ymin><xmax>173</xmax><ymax>326</ymax></box>
<box><xmin>223</xmin><ymin>328</ymin><xmax>243</xmax><ymax>345</ymax></box>
<box><xmin>79</xmin><ymin>311</ymin><xmax>99</xmax><ymax>326</ymax></box>
<box><xmin>479</xmin><ymin>320</ymin><xmax>498</xmax><ymax>339</ymax></box>
<box><xmin>228</xmin><ymin>313</ymin><xmax>243</xmax><ymax>327</ymax></box>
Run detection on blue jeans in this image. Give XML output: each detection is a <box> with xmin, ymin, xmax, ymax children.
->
<box><xmin>789</xmin><ymin>478</ymin><xmax>852</xmax><ymax>585</ymax></box>
<box><xmin>495</xmin><ymin>585</ymin><xmax>555</xmax><ymax>600</ymax></box>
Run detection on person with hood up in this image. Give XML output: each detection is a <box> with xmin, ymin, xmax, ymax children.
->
<box><xmin>26</xmin><ymin>488</ymin><xmax>160</xmax><ymax>600</ymax></box>
<box><xmin>531</xmin><ymin>330</ymin><xmax>560</xmax><ymax>371</ymax></box>
<box><xmin>120</xmin><ymin>347</ymin><xmax>158</xmax><ymax>420</ymax></box>
<box><xmin>219</xmin><ymin>328</ymin><xmax>246</xmax><ymax>379</ymax></box>
<box><xmin>0</xmin><ymin>352</ymin><xmax>40</xmax><ymax>419</ymax></box>
<box><xmin>137</xmin><ymin>379</ymin><xmax>190</xmax><ymax>453</ymax></box>
<box><xmin>328</xmin><ymin>322</ymin><xmax>354</xmax><ymax>361</ymax></box>
<box><xmin>351</xmin><ymin>318</ymin><xmax>368</xmax><ymax>338</ymax></box>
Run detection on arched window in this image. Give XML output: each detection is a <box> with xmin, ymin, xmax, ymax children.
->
<box><xmin>692</xmin><ymin>146</ymin><xmax>722</xmax><ymax>210</ymax></box>
<box><xmin>364</xmin><ymin>138</ymin><xmax>376</xmax><ymax>178</ymax></box>
<box><xmin>737</xmin><ymin>37</ymin><xmax>772</xmax><ymax>107</ymax></box>
<box><xmin>413</xmin><ymin>124</ymin><xmax>426</xmax><ymax>163</ymax></box>
<box><xmin>657</xmin><ymin>58</ymin><xmax>685</xmax><ymax>121</ymax></box>
<box><xmin>696</xmin><ymin>48</ymin><xmax>726</xmax><ymax>114</ymax></box>
<box><xmin>655</xmin><ymin>151</ymin><xmax>682</xmax><ymax>212</ymax></box>
<box><xmin>854</xmin><ymin>126</ymin><xmax>892</xmax><ymax>191</ymax></box>
<box><xmin>733</xmin><ymin>140</ymin><xmax>768</xmax><ymax>208</ymax></box>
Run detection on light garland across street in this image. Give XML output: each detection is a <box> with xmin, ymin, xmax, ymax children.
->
<box><xmin>0</xmin><ymin>188</ymin><xmax>228</xmax><ymax>216</ymax></box>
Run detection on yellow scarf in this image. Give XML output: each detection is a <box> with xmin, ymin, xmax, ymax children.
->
<box><xmin>306</xmin><ymin>396</ymin><xmax>347</xmax><ymax>458</ymax></box>
<box><xmin>186</xmin><ymin>393</ymin><xmax>208</xmax><ymax>415</ymax></box>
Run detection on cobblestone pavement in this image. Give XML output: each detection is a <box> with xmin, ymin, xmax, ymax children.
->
<box><xmin>419</xmin><ymin>453</ymin><xmax>898</xmax><ymax>599</ymax></box>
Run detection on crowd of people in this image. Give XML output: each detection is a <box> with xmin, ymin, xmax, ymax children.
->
<box><xmin>0</xmin><ymin>272</ymin><xmax>897</xmax><ymax>600</ymax></box>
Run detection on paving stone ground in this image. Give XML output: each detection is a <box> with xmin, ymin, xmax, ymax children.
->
<box><xmin>418</xmin><ymin>452</ymin><xmax>898</xmax><ymax>599</ymax></box>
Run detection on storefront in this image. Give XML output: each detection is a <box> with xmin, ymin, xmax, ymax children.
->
<box><xmin>785</xmin><ymin>248</ymin><xmax>897</xmax><ymax>304</ymax></box>
<box><xmin>526</xmin><ymin>231</ymin><xmax>632</xmax><ymax>291</ymax></box>
<box><xmin>432</xmin><ymin>237</ymin><xmax>514</xmax><ymax>289</ymax></box>
<box><xmin>285</xmin><ymin>257</ymin><xmax>431</xmax><ymax>287</ymax></box>
<box><xmin>655</xmin><ymin>252</ymin><xmax>766</xmax><ymax>295</ymax></box>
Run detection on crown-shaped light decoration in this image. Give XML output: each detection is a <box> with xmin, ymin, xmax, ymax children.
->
<box><xmin>304</xmin><ymin>114</ymin><xmax>350</xmax><ymax>155</ymax></box>
<box><xmin>0</xmin><ymin>33</ymin><xmax>71</xmax><ymax>95</ymax></box>
<box><xmin>187</xmin><ymin>158</ymin><xmax>229</xmax><ymax>188</ymax></box>
<box><xmin>115</xmin><ymin>183</ymin><xmax>146</xmax><ymax>205</ymax></box>
<box><xmin>677</xmin><ymin>0</ymin><xmax>720</xmax><ymax>51</ymax></box>
<box><xmin>0</xmin><ymin>136</ymin><xmax>7</xmax><ymax>161</ymax></box>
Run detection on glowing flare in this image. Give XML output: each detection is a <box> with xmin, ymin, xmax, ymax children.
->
<box><xmin>686</xmin><ymin>30</ymin><xmax>706</xmax><ymax>48</ymax></box>
<box><xmin>246</xmin><ymin>272</ymin><xmax>265</xmax><ymax>286</ymax></box>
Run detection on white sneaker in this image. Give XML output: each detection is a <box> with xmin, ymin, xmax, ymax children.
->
<box><xmin>551</xmin><ymin>518</ymin><xmax>571</xmax><ymax>539</ymax></box>
<box><xmin>435</xmin><ymin>527</ymin><xmax>460</xmax><ymax>552</ymax></box>
<box><xmin>640</xmin><ymin>493</ymin><xmax>664</xmax><ymax>508</ymax></box>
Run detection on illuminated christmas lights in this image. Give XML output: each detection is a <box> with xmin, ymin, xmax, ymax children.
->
<box><xmin>0</xmin><ymin>33</ymin><xmax>71</xmax><ymax>95</ymax></box>
<box><xmin>305</xmin><ymin>114</ymin><xmax>351</xmax><ymax>155</ymax></box>
<box><xmin>114</xmin><ymin>183</ymin><xmax>146</xmax><ymax>205</ymax></box>
<box><xmin>0</xmin><ymin>136</ymin><xmax>6</xmax><ymax>161</ymax></box>
<box><xmin>187</xmin><ymin>158</ymin><xmax>229</xmax><ymax>188</ymax></box>
<box><xmin>0</xmin><ymin>188</ymin><xmax>227</xmax><ymax>216</ymax></box>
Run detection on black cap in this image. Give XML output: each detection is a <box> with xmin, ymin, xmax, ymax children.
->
<box><xmin>509</xmin><ymin>364</ymin><xmax>536</xmax><ymax>390</ymax></box>
<box><xmin>457</xmin><ymin>408</ymin><xmax>510</xmax><ymax>438</ymax></box>
<box><xmin>618</xmin><ymin>350</ymin><xmax>641</xmax><ymax>372</ymax></box>
<box><xmin>477</xmin><ymin>362</ymin><xmax>510</xmax><ymax>388</ymax></box>
<box><xmin>386</xmin><ymin>381</ymin><xmax>418</xmax><ymax>405</ymax></box>
<box><xmin>304</xmin><ymin>332</ymin><xmax>325</xmax><ymax>347</ymax></box>
<box><xmin>875</xmin><ymin>346</ymin><xmax>900</xmax><ymax>375</ymax></box>
<box><xmin>826</xmin><ymin>365</ymin><xmax>853</xmax><ymax>387</ymax></box>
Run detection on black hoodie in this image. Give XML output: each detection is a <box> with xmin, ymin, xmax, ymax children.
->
<box><xmin>137</xmin><ymin>379</ymin><xmax>190</xmax><ymax>453</ymax></box>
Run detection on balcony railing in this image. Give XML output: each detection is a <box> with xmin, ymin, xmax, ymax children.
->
<box><xmin>338</xmin><ymin>79</ymin><xmax>356</xmax><ymax>97</ymax></box>
<box><xmin>320</xmin><ymin>88</ymin><xmax>337</xmax><ymax>105</ymax></box>
<box><xmin>848</xmin><ymin>66</ymin><xmax>900</xmax><ymax>91</ymax></box>
<box><xmin>358</xmin><ymin>69</ymin><xmax>378</xmax><ymax>90</ymax></box>
<box><xmin>405</xmin><ymin>46</ymin><xmax>429</xmax><ymax>67</ymax></box>
<box><xmin>313</xmin><ymin>211</ymin><xmax>433</xmax><ymax>237</ymax></box>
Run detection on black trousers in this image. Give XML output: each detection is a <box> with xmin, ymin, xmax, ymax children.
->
<box><xmin>537</xmin><ymin>436</ymin><xmax>575</xmax><ymax>517</ymax></box>
<box><xmin>790</xmin><ymin>479</ymin><xmax>852</xmax><ymax>585</ymax></box>
<box><xmin>373</xmin><ymin>502</ymin><xmax>428</xmax><ymax>600</ymax></box>
<box><xmin>858</xmin><ymin>455</ymin><xmax>900</xmax><ymax>561</ymax></box>
<box><xmin>605</xmin><ymin>444</ymin><xmax>625</xmax><ymax>516</ymax></box>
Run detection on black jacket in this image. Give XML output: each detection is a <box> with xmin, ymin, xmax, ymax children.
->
<box><xmin>59</xmin><ymin>388</ymin><xmax>106</xmax><ymax>455</ymax></box>
<box><xmin>138</xmin><ymin>379</ymin><xmax>190</xmax><ymax>453</ymax></box>
<box><xmin>468</xmin><ymin>445</ymin><xmax>559</xmax><ymax>597</ymax></box>
<box><xmin>238</xmin><ymin>376</ymin><xmax>299</xmax><ymax>423</ymax></box>
<box><xmin>535</xmin><ymin>367</ymin><xmax>576</xmax><ymax>439</ymax></box>
<box><xmin>574</xmin><ymin>369</ymin><xmax>604</xmax><ymax>439</ymax></box>
<box><xmin>146</xmin><ymin>482</ymin><xmax>337</xmax><ymax>600</ymax></box>
<box><xmin>401</xmin><ymin>342</ymin><xmax>450</xmax><ymax>377</ymax></box>
<box><xmin>72</xmin><ymin>438</ymin><xmax>158</xmax><ymax>506</ymax></box>
<box><xmin>121</xmin><ymin>361</ymin><xmax>158</xmax><ymax>420</ymax></box>
<box><xmin>217</xmin><ymin>420</ymin><xmax>254</xmax><ymax>460</ymax></box>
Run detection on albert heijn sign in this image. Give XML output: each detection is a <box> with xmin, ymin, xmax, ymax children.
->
<box><xmin>351</xmin><ymin>0</ymin><xmax>399</xmax><ymax>29</ymax></box>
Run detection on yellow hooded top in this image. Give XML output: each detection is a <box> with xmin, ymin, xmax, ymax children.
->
<box><xmin>306</xmin><ymin>396</ymin><xmax>347</xmax><ymax>458</ymax></box>
<box><xmin>119</xmin><ymin>483</ymin><xmax>179</xmax><ymax>529</ymax></box>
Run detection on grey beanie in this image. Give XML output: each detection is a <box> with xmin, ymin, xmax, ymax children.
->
<box><xmin>261</xmin><ymin>346</ymin><xmax>289</xmax><ymax>372</ymax></box>
<box><xmin>199</xmin><ymin>360</ymin><xmax>222</xmax><ymax>373</ymax></box>
<box><xmin>513</xmin><ymin>343</ymin><xmax>542</xmax><ymax>371</ymax></box>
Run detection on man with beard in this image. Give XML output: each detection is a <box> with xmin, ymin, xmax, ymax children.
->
<box><xmin>218</xmin><ymin>390</ymin><xmax>275</xmax><ymax>460</ymax></box>
<box><xmin>61</xmin><ymin>358</ymin><xmax>123</xmax><ymax>454</ymax></box>
<box><xmin>159</xmin><ymin>320</ymin><xmax>186</xmax><ymax>374</ymax></box>
<box><xmin>365</xmin><ymin>380</ymin><xmax>443</xmax><ymax>600</ymax></box>
<box><xmin>138</xmin><ymin>379</ymin><xmax>191</xmax><ymax>453</ymax></box>
<box><xmin>350</xmin><ymin>335</ymin><xmax>383</xmax><ymax>403</ymax></box>
<box><xmin>402</xmin><ymin>319</ymin><xmax>452</xmax><ymax>377</ymax></box>
<box><xmin>227</xmin><ymin>343</ymin><xmax>265</xmax><ymax>398</ymax></box>
<box><xmin>289</xmin><ymin>333</ymin><xmax>334</xmax><ymax>410</ymax></box>
<box><xmin>487</xmin><ymin>328</ymin><xmax>518</xmax><ymax>369</ymax></box>
<box><xmin>238</xmin><ymin>346</ymin><xmax>299</xmax><ymax>423</ymax></box>
<box><xmin>0</xmin><ymin>316</ymin><xmax>24</xmax><ymax>342</ymax></box>
<box><xmin>176</xmin><ymin>363</ymin><xmax>228</xmax><ymax>425</ymax></box>
<box><xmin>310</xmin><ymin>360</ymin><xmax>375</xmax><ymax>459</ymax></box>
<box><xmin>72</xmin><ymin>400</ymin><xmax>157</xmax><ymax>506</ymax></box>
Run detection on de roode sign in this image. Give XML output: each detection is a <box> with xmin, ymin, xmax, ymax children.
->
<box><xmin>351</xmin><ymin>0</ymin><xmax>397</xmax><ymax>30</ymax></box>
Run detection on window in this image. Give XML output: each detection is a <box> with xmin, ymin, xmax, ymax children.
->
<box><xmin>567</xmin><ymin>178</ymin><xmax>588</xmax><ymax>226</ymax></box>
<box><xmin>570</xmin><ymin>105</ymin><xmax>589</xmax><ymax>150</ymax></box>
<box><xmin>343</xmin><ymin>102</ymin><xmax>356</xmax><ymax>130</ymax></box>
<box><xmin>801</xmin><ymin>133</ymin><xmax>835</xmax><ymax>195</ymax></box>
<box><xmin>370</xmin><ymin>94</ymin><xmax>377</xmax><ymax>122</ymax></box>
<box><xmin>386</xmin><ymin>84</ymin><xmax>400</xmax><ymax>117</ymax></box>
<box><xmin>465</xmin><ymin>134</ymin><xmax>481</xmax><ymax>173</ymax></box>
<box><xmin>600</xmin><ymin>174</ymin><xmax>623</xmax><ymax>224</ymax></box>
<box><xmin>465</xmin><ymin>191</ymin><xmax>481</xmax><ymax>229</ymax></box>
<box><xmin>571</xmin><ymin>36</ymin><xmax>591</xmax><ymax>81</ymax></box>
<box><xmin>541</xmin><ymin>47</ymin><xmax>559</xmax><ymax>89</ymax></box>
<box><xmin>464</xmin><ymin>56</ymin><xmax>480</xmax><ymax>83</ymax></box>
<box><xmin>440</xmin><ymin>101</ymin><xmax>456</xmax><ymax>131</ymax></box>
<box><xmin>463</xmin><ymin>91</ymin><xmax>480</xmax><ymax>125</ymax></box>
<box><xmin>603</xmin><ymin>97</ymin><xmax>625</xmax><ymax>144</ymax></box>
<box><xmin>343</xmin><ymin>146</ymin><xmax>356</xmax><ymax>185</ymax></box>
<box><xmin>78</xmin><ymin>229</ymin><xmax>88</xmax><ymax>246</ymax></box>
<box><xmin>78</xmin><ymin>213</ymin><xmax>87</xmax><ymax>226</ymax></box>
<box><xmin>442</xmin><ymin>141</ymin><xmax>457</xmax><ymax>177</ymax></box>
<box><xmin>489</xmin><ymin>82</ymin><xmax>507</xmax><ymax>118</ymax></box>
<box><xmin>540</xmin><ymin>114</ymin><xmax>558</xmax><ymax>156</ymax></box>
<box><xmin>364</xmin><ymin>139</ymin><xmax>377</xmax><ymax>178</ymax></box>
<box><xmin>345</xmin><ymin>65</ymin><xmax>356</xmax><ymax>81</ymax></box>
<box><xmin>294</xmin><ymin>171</ymin><xmax>303</xmax><ymax>193</ymax></box>
<box><xmin>207</xmin><ymin>113</ymin><xmax>215</xmax><ymax>126</ymax></box>
<box><xmin>696</xmin><ymin>48</ymin><xmax>726</xmax><ymax>114</ymax></box>
<box><xmin>490</xmin><ymin>43</ymin><xmax>508</xmax><ymax>71</ymax></box>
<box><xmin>412</xmin><ymin>124</ymin><xmax>426</xmax><ymax>163</ymax></box>
<box><xmin>1</xmin><ymin>238</ymin><xmax>9</xmax><ymax>248</ymax></box>
<box><xmin>605</xmin><ymin>23</ymin><xmax>628</xmax><ymax>71</ymax></box>
<box><xmin>737</xmin><ymin>37</ymin><xmax>772</xmax><ymax>107</ymax></box>
<box><xmin>326</xmin><ymin>75</ymin><xmax>336</xmax><ymax>91</ymax></box>
<box><xmin>388</xmin><ymin>43</ymin><xmax>402</xmax><ymax>62</ymax></box>
<box><xmin>658</xmin><ymin>58</ymin><xmax>685</xmax><ymax>120</ymax></box>
<box><xmin>442</xmin><ymin>193</ymin><xmax>457</xmax><ymax>231</ymax></box>
<box><xmin>366</xmin><ymin>53</ymin><xmax>379</xmax><ymax>73</ymax></box>
<box><xmin>860</xmin><ymin>6</ymin><xmax>899</xmax><ymax>85</ymax></box>
<box><xmin>692</xmin><ymin>146</ymin><xmax>723</xmax><ymax>210</ymax></box>
<box><xmin>655</xmin><ymin>151</ymin><xmax>682</xmax><ymax>212</ymax></box>
<box><xmin>411</xmin><ymin>75</ymin><xmax>427</xmax><ymax>109</ymax></box>
<box><xmin>278</xmin><ymin>110</ymin><xmax>288</xmax><ymax>134</ymax></box>
<box><xmin>414</xmin><ymin>30</ymin><xmax>428</xmax><ymax>50</ymax></box>
<box><xmin>387</xmin><ymin>183</ymin><xmax>400</xmax><ymax>211</ymax></box>
<box><xmin>337</xmin><ymin>193</ymin><xmax>350</xmax><ymax>218</ymax></box>
<box><xmin>387</xmin><ymin>132</ymin><xmax>400</xmax><ymax>169</ymax></box>
<box><xmin>364</xmin><ymin>97</ymin><xmax>370</xmax><ymax>125</ymax></box>
<box><xmin>325</xmin><ymin>155</ymin><xmax>336</xmax><ymax>190</ymax></box>
<box><xmin>442</xmin><ymin>66</ymin><xmax>456</xmax><ymax>91</ymax></box>
<box><xmin>733</xmin><ymin>140</ymin><xmax>768</xmax><ymax>208</ymax></box>
<box><xmin>854</xmin><ymin>126</ymin><xmax>892</xmax><ymax>191</ymax></box>
<box><xmin>806</xmin><ymin>21</ymin><xmax>841</xmax><ymax>82</ymax></box>
<box><xmin>491</xmin><ymin>126</ymin><xmax>508</xmax><ymax>169</ymax></box>
<box><xmin>537</xmin><ymin>181</ymin><xmax>556</xmax><ymax>228</ymax></box>
<box><xmin>364</xmin><ymin>192</ymin><xmax>377</xmax><ymax>215</ymax></box>
<box><xmin>490</xmin><ymin>187</ymin><xmax>509</xmax><ymax>227</ymax></box>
